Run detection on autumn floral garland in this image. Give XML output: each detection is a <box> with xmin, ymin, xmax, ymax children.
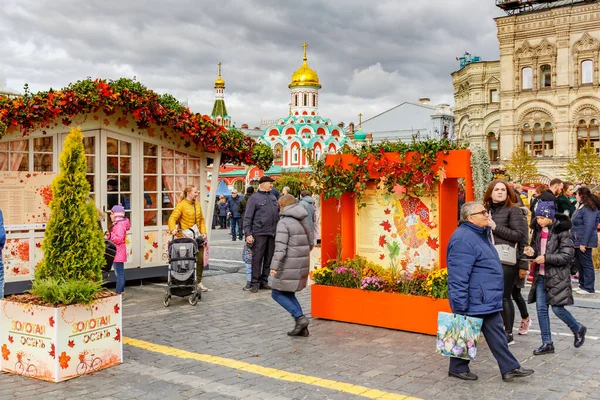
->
<box><xmin>310</xmin><ymin>139</ymin><xmax>466</xmax><ymax>208</ymax></box>
<box><xmin>0</xmin><ymin>78</ymin><xmax>273</xmax><ymax>170</ymax></box>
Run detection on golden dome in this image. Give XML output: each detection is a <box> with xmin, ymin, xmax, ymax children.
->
<box><xmin>289</xmin><ymin>43</ymin><xmax>321</xmax><ymax>89</ymax></box>
<box><xmin>215</xmin><ymin>62</ymin><xmax>225</xmax><ymax>88</ymax></box>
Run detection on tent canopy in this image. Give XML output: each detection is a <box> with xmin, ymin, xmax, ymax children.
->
<box><xmin>214</xmin><ymin>180</ymin><xmax>232</xmax><ymax>198</ymax></box>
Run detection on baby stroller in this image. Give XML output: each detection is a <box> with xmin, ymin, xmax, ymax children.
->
<box><xmin>163</xmin><ymin>234</ymin><xmax>204</xmax><ymax>307</ymax></box>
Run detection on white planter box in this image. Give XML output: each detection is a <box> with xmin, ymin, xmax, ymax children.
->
<box><xmin>1</xmin><ymin>294</ymin><xmax>123</xmax><ymax>382</ymax></box>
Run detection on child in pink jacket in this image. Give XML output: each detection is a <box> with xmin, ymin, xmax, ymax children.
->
<box><xmin>106</xmin><ymin>204</ymin><xmax>130</xmax><ymax>295</ymax></box>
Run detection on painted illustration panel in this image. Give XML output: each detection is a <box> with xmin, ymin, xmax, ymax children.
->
<box><xmin>1</xmin><ymin>300</ymin><xmax>57</xmax><ymax>381</ymax></box>
<box><xmin>0</xmin><ymin>171</ymin><xmax>54</xmax><ymax>229</ymax></box>
<box><xmin>3</xmin><ymin>238</ymin><xmax>32</xmax><ymax>280</ymax></box>
<box><xmin>356</xmin><ymin>182</ymin><xmax>440</xmax><ymax>272</ymax></box>
<box><xmin>55</xmin><ymin>295</ymin><xmax>122</xmax><ymax>381</ymax></box>
<box><xmin>143</xmin><ymin>231</ymin><xmax>160</xmax><ymax>264</ymax></box>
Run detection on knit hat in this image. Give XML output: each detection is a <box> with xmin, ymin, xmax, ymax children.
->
<box><xmin>111</xmin><ymin>204</ymin><xmax>126</xmax><ymax>217</ymax></box>
<box><xmin>537</xmin><ymin>201</ymin><xmax>555</xmax><ymax>219</ymax></box>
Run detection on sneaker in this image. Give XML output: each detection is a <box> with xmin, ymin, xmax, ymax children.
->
<box><xmin>250</xmin><ymin>285</ymin><xmax>259</xmax><ymax>293</ymax></box>
<box><xmin>518</xmin><ymin>318</ymin><xmax>532</xmax><ymax>335</ymax></box>
<box><xmin>576</xmin><ymin>288</ymin><xmax>594</xmax><ymax>295</ymax></box>
<box><xmin>571</xmin><ymin>274</ymin><xmax>580</xmax><ymax>283</ymax></box>
<box><xmin>507</xmin><ymin>333</ymin><xmax>515</xmax><ymax>345</ymax></box>
<box><xmin>242</xmin><ymin>282</ymin><xmax>252</xmax><ymax>291</ymax></box>
<box><xmin>198</xmin><ymin>283</ymin><xmax>212</xmax><ymax>292</ymax></box>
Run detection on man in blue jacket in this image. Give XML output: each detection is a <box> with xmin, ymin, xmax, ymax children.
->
<box><xmin>0</xmin><ymin>209</ymin><xmax>5</xmax><ymax>299</ymax></box>
<box><xmin>226</xmin><ymin>189</ymin><xmax>243</xmax><ymax>241</ymax></box>
<box><xmin>447</xmin><ymin>201</ymin><xmax>534</xmax><ymax>382</ymax></box>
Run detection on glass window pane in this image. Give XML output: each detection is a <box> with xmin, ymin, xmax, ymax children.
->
<box><xmin>120</xmin><ymin>141</ymin><xmax>131</xmax><ymax>156</ymax></box>
<box><xmin>162</xmin><ymin>147</ymin><xmax>174</xmax><ymax>158</ymax></box>
<box><xmin>162</xmin><ymin>210</ymin><xmax>172</xmax><ymax>226</ymax></box>
<box><xmin>83</xmin><ymin>137</ymin><xmax>95</xmax><ymax>154</ymax></box>
<box><xmin>175</xmin><ymin>157</ymin><xmax>186</xmax><ymax>175</ymax></box>
<box><xmin>162</xmin><ymin>176</ymin><xmax>174</xmax><ymax>191</ymax></box>
<box><xmin>591</xmin><ymin>127</ymin><xmax>599</xmax><ymax>138</ymax></box>
<box><xmin>162</xmin><ymin>159</ymin><xmax>174</xmax><ymax>174</ymax></box>
<box><xmin>582</xmin><ymin>60</ymin><xmax>593</xmax><ymax>84</ymax></box>
<box><xmin>578</xmin><ymin>127</ymin><xmax>588</xmax><ymax>138</ymax></box>
<box><xmin>10</xmin><ymin>140</ymin><xmax>29</xmax><ymax>151</ymax></box>
<box><xmin>540</xmin><ymin>65</ymin><xmax>551</xmax><ymax>88</ymax></box>
<box><xmin>190</xmin><ymin>176</ymin><xmax>200</xmax><ymax>189</ymax></box>
<box><xmin>33</xmin><ymin>153</ymin><xmax>52</xmax><ymax>171</ymax></box>
<box><xmin>121</xmin><ymin>194</ymin><xmax>131</xmax><ymax>211</ymax></box>
<box><xmin>144</xmin><ymin>210</ymin><xmax>158</xmax><ymax>226</ymax></box>
<box><xmin>86</xmin><ymin>175</ymin><xmax>95</xmax><ymax>191</ymax></box>
<box><xmin>34</xmin><ymin>137</ymin><xmax>53</xmax><ymax>152</ymax></box>
<box><xmin>0</xmin><ymin>142</ymin><xmax>8</xmax><ymax>150</ymax></box>
<box><xmin>107</xmin><ymin>157</ymin><xmax>119</xmax><ymax>173</ymax></box>
<box><xmin>107</xmin><ymin>138</ymin><xmax>118</xmax><ymax>155</ymax></box>
<box><xmin>144</xmin><ymin>142</ymin><xmax>157</xmax><ymax>156</ymax></box>
<box><xmin>144</xmin><ymin>158</ymin><xmax>157</xmax><ymax>174</ymax></box>
<box><xmin>0</xmin><ymin>153</ymin><xmax>8</xmax><ymax>171</ymax></box>
<box><xmin>86</xmin><ymin>156</ymin><xmax>95</xmax><ymax>173</ymax></box>
<box><xmin>188</xmin><ymin>159</ymin><xmax>200</xmax><ymax>173</ymax></box>
<box><xmin>162</xmin><ymin>192</ymin><xmax>174</xmax><ymax>208</ymax></box>
<box><xmin>144</xmin><ymin>193</ymin><xmax>157</xmax><ymax>209</ymax></box>
<box><xmin>522</xmin><ymin>67</ymin><xmax>533</xmax><ymax>89</ymax></box>
<box><xmin>10</xmin><ymin>153</ymin><xmax>28</xmax><ymax>171</ymax></box>
<box><xmin>144</xmin><ymin>175</ymin><xmax>157</xmax><ymax>192</ymax></box>
<box><xmin>120</xmin><ymin>176</ymin><xmax>131</xmax><ymax>191</ymax></box>
<box><xmin>119</xmin><ymin>157</ymin><xmax>131</xmax><ymax>173</ymax></box>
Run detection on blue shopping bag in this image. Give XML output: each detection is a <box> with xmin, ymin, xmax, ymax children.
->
<box><xmin>436</xmin><ymin>312</ymin><xmax>483</xmax><ymax>360</ymax></box>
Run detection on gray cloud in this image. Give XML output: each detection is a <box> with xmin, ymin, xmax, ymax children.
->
<box><xmin>1</xmin><ymin>0</ymin><xmax>502</xmax><ymax>127</ymax></box>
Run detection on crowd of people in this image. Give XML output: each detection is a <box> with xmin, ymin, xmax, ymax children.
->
<box><xmin>447</xmin><ymin>177</ymin><xmax>598</xmax><ymax>382</ymax></box>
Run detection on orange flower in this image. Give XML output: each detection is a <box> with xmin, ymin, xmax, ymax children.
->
<box><xmin>59</xmin><ymin>352</ymin><xmax>71</xmax><ymax>369</ymax></box>
<box><xmin>1</xmin><ymin>344</ymin><xmax>10</xmax><ymax>361</ymax></box>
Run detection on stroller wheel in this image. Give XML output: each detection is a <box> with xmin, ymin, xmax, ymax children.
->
<box><xmin>163</xmin><ymin>295</ymin><xmax>171</xmax><ymax>307</ymax></box>
<box><xmin>189</xmin><ymin>294</ymin><xmax>198</xmax><ymax>306</ymax></box>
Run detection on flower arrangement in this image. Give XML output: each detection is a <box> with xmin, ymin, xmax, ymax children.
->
<box><xmin>0</xmin><ymin>78</ymin><xmax>273</xmax><ymax>170</ymax></box>
<box><xmin>309</xmin><ymin>139</ymin><xmax>466</xmax><ymax>208</ymax></box>
<box><xmin>311</xmin><ymin>256</ymin><xmax>448</xmax><ymax>299</ymax></box>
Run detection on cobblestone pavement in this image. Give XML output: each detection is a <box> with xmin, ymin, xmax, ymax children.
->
<box><xmin>2</xmin><ymin>230</ymin><xmax>600</xmax><ymax>399</ymax></box>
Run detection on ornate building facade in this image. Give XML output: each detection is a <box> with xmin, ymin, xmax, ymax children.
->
<box><xmin>453</xmin><ymin>1</ymin><xmax>600</xmax><ymax>179</ymax></box>
<box><xmin>257</xmin><ymin>43</ymin><xmax>348</xmax><ymax>171</ymax></box>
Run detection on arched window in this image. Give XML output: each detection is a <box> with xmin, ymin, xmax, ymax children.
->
<box><xmin>577</xmin><ymin>118</ymin><xmax>600</xmax><ymax>152</ymax></box>
<box><xmin>487</xmin><ymin>132</ymin><xmax>499</xmax><ymax>161</ymax></box>
<box><xmin>314</xmin><ymin>146</ymin><xmax>321</xmax><ymax>160</ymax></box>
<box><xmin>292</xmin><ymin>146</ymin><xmax>299</xmax><ymax>163</ymax></box>
<box><xmin>521</xmin><ymin>121</ymin><xmax>553</xmax><ymax>157</ymax></box>
<box><xmin>303</xmin><ymin>93</ymin><xmax>308</xmax><ymax>106</ymax></box>
<box><xmin>294</xmin><ymin>94</ymin><xmax>298</xmax><ymax>106</ymax></box>
<box><xmin>581</xmin><ymin>60</ymin><xmax>593</xmax><ymax>84</ymax></box>
<box><xmin>312</xmin><ymin>94</ymin><xmax>316</xmax><ymax>107</ymax></box>
<box><xmin>274</xmin><ymin>143</ymin><xmax>283</xmax><ymax>163</ymax></box>
<box><xmin>540</xmin><ymin>65</ymin><xmax>551</xmax><ymax>88</ymax></box>
<box><xmin>522</xmin><ymin>67</ymin><xmax>533</xmax><ymax>90</ymax></box>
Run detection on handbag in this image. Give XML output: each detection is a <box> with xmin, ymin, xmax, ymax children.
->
<box><xmin>103</xmin><ymin>239</ymin><xmax>117</xmax><ymax>272</ymax></box>
<box><xmin>436</xmin><ymin>312</ymin><xmax>483</xmax><ymax>360</ymax></box>
<box><xmin>491</xmin><ymin>232</ymin><xmax>517</xmax><ymax>266</ymax></box>
<box><xmin>180</xmin><ymin>202</ymin><xmax>204</xmax><ymax>248</ymax></box>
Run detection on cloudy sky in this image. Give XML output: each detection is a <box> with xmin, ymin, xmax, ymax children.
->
<box><xmin>0</xmin><ymin>0</ymin><xmax>503</xmax><ymax>128</ymax></box>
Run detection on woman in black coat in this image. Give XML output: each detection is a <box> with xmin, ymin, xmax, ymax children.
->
<box><xmin>484</xmin><ymin>179</ymin><xmax>529</xmax><ymax>345</ymax></box>
<box><xmin>526</xmin><ymin>201</ymin><xmax>586</xmax><ymax>354</ymax></box>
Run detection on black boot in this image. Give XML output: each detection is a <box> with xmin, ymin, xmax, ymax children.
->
<box><xmin>300</xmin><ymin>327</ymin><xmax>309</xmax><ymax>337</ymax></box>
<box><xmin>574</xmin><ymin>325</ymin><xmax>587</xmax><ymax>348</ymax></box>
<box><xmin>533</xmin><ymin>343</ymin><xmax>554</xmax><ymax>355</ymax></box>
<box><xmin>287</xmin><ymin>316</ymin><xmax>309</xmax><ymax>336</ymax></box>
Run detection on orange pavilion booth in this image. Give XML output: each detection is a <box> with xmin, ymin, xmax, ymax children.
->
<box><xmin>312</xmin><ymin>150</ymin><xmax>474</xmax><ymax>335</ymax></box>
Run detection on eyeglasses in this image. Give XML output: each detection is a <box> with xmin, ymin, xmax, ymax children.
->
<box><xmin>470</xmin><ymin>210</ymin><xmax>489</xmax><ymax>217</ymax></box>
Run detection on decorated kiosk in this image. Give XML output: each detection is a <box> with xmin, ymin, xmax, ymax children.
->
<box><xmin>0</xmin><ymin>78</ymin><xmax>272</xmax><ymax>381</ymax></box>
<box><xmin>310</xmin><ymin>141</ymin><xmax>475</xmax><ymax>335</ymax></box>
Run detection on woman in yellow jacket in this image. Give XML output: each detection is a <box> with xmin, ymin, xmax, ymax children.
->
<box><xmin>168</xmin><ymin>185</ymin><xmax>211</xmax><ymax>292</ymax></box>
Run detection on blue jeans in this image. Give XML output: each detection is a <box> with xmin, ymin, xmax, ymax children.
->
<box><xmin>245</xmin><ymin>263</ymin><xmax>252</xmax><ymax>282</ymax></box>
<box><xmin>271</xmin><ymin>289</ymin><xmax>303</xmax><ymax>318</ymax></box>
<box><xmin>575</xmin><ymin>248</ymin><xmax>595</xmax><ymax>293</ymax></box>
<box><xmin>113</xmin><ymin>262</ymin><xmax>125</xmax><ymax>294</ymax></box>
<box><xmin>535</xmin><ymin>276</ymin><xmax>581</xmax><ymax>344</ymax></box>
<box><xmin>230</xmin><ymin>217</ymin><xmax>241</xmax><ymax>239</ymax></box>
<box><xmin>0</xmin><ymin>256</ymin><xmax>4</xmax><ymax>299</ymax></box>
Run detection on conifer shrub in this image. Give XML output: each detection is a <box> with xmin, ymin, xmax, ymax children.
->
<box><xmin>31</xmin><ymin>127</ymin><xmax>105</xmax><ymax>305</ymax></box>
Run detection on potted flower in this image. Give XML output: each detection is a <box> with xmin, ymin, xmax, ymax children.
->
<box><xmin>311</xmin><ymin>257</ymin><xmax>451</xmax><ymax>335</ymax></box>
<box><xmin>1</xmin><ymin>128</ymin><xmax>123</xmax><ymax>382</ymax></box>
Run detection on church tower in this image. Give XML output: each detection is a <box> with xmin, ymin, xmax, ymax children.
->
<box><xmin>289</xmin><ymin>43</ymin><xmax>321</xmax><ymax>117</ymax></box>
<box><xmin>211</xmin><ymin>62</ymin><xmax>231</xmax><ymax>127</ymax></box>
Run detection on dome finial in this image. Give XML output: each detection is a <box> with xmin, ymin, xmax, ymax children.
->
<box><xmin>302</xmin><ymin>42</ymin><xmax>308</xmax><ymax>61</ymax></box>
<box><xmin>215</xmin><ymin>62</ymin><xmax>225</xmax><ymax>88</ymax></box>
<box><xmin>289</xmin><ymin>43</ymin><xmax>321</xmax><ymax>89</ymax></box>
<box><xmin>358</xmin><ymin>113</ymin><xmax>363</xmax><ymax>130</ymax></box>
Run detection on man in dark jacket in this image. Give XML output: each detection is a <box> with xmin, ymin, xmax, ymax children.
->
<box><xmin>244</xmin><ymin>176</ymin><xmax>280</xmax><ymax>293</ymax></box>
<box><xmin>226</xmin><ymin>189</ymin><xmax>243</xmax><ymax>241</ymax></box>
<box><xmin>533</xmin><ymin>178</ymin><xmax>562</xmax><ymax>216</ymax></box>
<box><xmin>447</xmin><ymin>201</ymin><xmax>534</xmax><ymax>382</ymax></box>
<box><xmin>239</xmin><ymin>186</ymin><xmax>255</xmax><ymax>239</ymax></box>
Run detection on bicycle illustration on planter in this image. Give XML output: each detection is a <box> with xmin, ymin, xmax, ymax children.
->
<box><xmin>15</xmin><ymin>351</ymin><xmax>37</xmax><ymax>378</ymax></box>
<box><xmin>76</xmin><ymin>350</ymin><xmax>102</xmax><ymax>375</ymax></box>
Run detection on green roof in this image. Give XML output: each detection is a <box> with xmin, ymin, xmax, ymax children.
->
<box><xmin>219</xmin><ymin>169</ymin><xmax>247</xmax><ymax>177</ymax></box>
<box><xmin>211</xmin><ymin>99</ymin><xmax>228</xmax><ymax>118</ymax></box>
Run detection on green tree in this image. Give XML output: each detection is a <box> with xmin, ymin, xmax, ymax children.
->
<box><xmin>275</xmin><ymin>170</ymin><xmax>312</xmax><ymax>197</ymax></box>
<box><xmin>31</xmin><ymin>128</ymin><xmax>105</xmax><ymax>304</ymax></box>
<box><xmin>504</xmin><ymin>145</ymin><xmax>538</xmax><ymax>183</ymax></box>
<box><xmin>565</xmin><ymin>143</ymin><xmax>600</xmax><ymax>185</ymax></box>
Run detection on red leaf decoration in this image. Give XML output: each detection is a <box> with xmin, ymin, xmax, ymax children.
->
<box><xmin>68</xmin><ymin>339</ymin><xmax>75</xmax><ymax>348</ymax></box>
<box><xmin>8</xmin><ymin>335</ymin><xmax>13</xmax><ymax>344</ymax></box>
<box><xmin>378</xmin><ymin>235</ymin><xmax>387</xmax><ymax>247</ymax></box>
<box><xmin>49</xmin><ymin>316</ymin><xmax>55</xmax><ymax>327</ymax></box>
<box><xmin>380</xmin><ymin>220</ymin><xmax>392</xmax><ymax>232</ymax></box>
<box><xmin>384</xmin><ymin>208</ymin><xmax>391</xmax><ymax>215</ymax></box>
<box><xmin>114</xmin><ymin>303</ymin><xmax>120</xmax><ymax>314</ymax></box>
<box><xmin>427</xmin><ymin>236</ymin><xmax>439</xmax><ymax>250</ymax></box>
<box><xmin>114</xmin><ymin>328</ymin><xmax>121</xmax><ymax>342</ymax></box>
<box><xmin>49</xmin><ymin>343</ymin><xmax>56</xmax><ymax>359</ymax></box>
<box><xmin>379</xmin><ymin>254</ymin><xmax>385</xmax><ymax>260</ymax></box>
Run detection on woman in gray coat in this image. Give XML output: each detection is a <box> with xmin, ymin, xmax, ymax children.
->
<box><xmin>270</xmin><ymin>194</ymin><xmax>314</xmax><ymax>337</ymax></box>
